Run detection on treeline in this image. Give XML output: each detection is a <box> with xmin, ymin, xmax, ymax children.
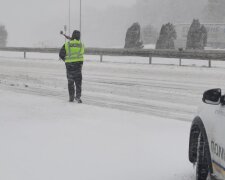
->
<box><xmin>124</xmin><ymin>19</ymin><xmax>208</xmax><ymax>50</ymax></box>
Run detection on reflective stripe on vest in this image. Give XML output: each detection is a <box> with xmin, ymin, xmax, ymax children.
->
<box><xmin>65</xmin><ymin>40</ymin><xmax>84</xmax><ymax>63</ymax></box>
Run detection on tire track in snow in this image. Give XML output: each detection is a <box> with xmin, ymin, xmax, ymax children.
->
<box><xmin>0</xmin><ymin>82</ymin><xmax>194</xmax><ymax>122</ymax></box>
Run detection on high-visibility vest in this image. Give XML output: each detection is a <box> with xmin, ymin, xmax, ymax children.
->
<box><xmin>65</xmin><ymin>40</ymin><xmax>84</xmax><ymax>63</ymax></box>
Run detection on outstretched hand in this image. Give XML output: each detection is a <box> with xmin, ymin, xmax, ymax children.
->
<box><xmin>60</xmin><ymin>31</ymin><xmax>71</xmax><ymax>40</ymax></box>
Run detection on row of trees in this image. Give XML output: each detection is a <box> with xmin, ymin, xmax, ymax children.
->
<box><xmin>156</xmin><ymin>19</ymin><xmax>207</xmax><ymax>50</ymax></box>
<box><xmin>124</xmin><ymin>19</ymin><xmax>208</xmax><ymax>50</ymax></box>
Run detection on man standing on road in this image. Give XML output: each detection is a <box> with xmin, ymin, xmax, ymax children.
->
<box><xmin>59</xmin><ymin>30</ymin><xmax>84</xmax><ymax>103</ymax></box>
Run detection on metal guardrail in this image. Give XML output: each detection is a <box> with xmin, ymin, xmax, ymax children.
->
<box><xmin>0</xmin><ymin>47</ymin><xmax>225</xmax><ymax>67</ymax></box>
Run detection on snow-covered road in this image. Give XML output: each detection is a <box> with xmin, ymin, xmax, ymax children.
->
<box><xmin>1</xmin><ymin>56</ymin><xmax>225</xmax><ymax>121</ymax></box>
<box><xmin>1</xmin><ymin>55</ymin><xmax>225</xmax><ymax>180</ymax></box>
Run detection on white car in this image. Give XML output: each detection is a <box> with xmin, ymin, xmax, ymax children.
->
<box><xmin>189</xmin><ymin>88</ymin><xmax>225</xmax><ymax>180</ymax></box>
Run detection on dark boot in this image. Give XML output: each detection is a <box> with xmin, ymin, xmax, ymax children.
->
<box><xmin>74</xmin><ymin>97</ymin><xmax>82</xmax><ymax>103</ymax></box>
<box><xmin>69</xmin><ymin>96</ymin><xmax>74</xmax><ymax>102</ymax></box>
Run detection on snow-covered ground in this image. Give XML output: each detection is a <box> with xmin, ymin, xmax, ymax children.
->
<box><xmin>1</xmin><ymin>52</ymin><xmax>225</xmax><ymax>180</ymax></box>
<box><xmin>0</xmin><ymin>89</ymin><xmax>193</xmax><ymax>180</ymax></box>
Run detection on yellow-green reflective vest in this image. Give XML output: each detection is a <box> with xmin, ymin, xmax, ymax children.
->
<box><xmin>65</xmin><ymin>40</ymin><xmax>84</xmax><ymax>63</ymax></box>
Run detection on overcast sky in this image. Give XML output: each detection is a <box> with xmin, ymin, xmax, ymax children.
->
<box><xmin>0</xmin><ymin>0</ymin><xmax>136</xmax><ymax>47</ymax></box>
<box><xmin>0</xmin><ymin>0</ymin><xmax>208</xmax><ymax>47</ymax></box>
<box><xmin>85</xmin><ymin>0</ymin><xmax>136</xmax><ymax>8</ymax></box>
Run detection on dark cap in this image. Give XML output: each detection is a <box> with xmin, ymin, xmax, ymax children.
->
<box><xmin>72</xmin><ymin>30</ymin><xmax>80</xmax><ymax>40</ymax></box>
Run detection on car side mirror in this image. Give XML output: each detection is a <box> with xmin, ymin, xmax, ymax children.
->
<box><xmin>220</xmin><ymin>95</ymin><xmax>225</xmax><ymax>106</ymax></box>
<box><xmin>202</xmin><ymin>88</ymin><xmax>221</xmax><ymax>105</ymax></box>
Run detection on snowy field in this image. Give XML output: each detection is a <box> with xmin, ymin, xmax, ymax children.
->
<box><xmin>1</xmin><ymin>52</ymin><xmax>225</xmax><ymax>180</ymax></box>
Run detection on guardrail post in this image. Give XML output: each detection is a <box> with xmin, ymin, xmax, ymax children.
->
<box><xmin>100</xmin><ymin>54</ymin><xmax>103</xmax><ymax>62</ymax></box>
<box><xmin>178</xmin><ymin>48</ymin><xmax>183</xmax><ymax>66</ymax></box>
<box><xmin>208</xmin><ymin>59</ymin><xmax>211</xmax><ymax>68</ymax></box>
<box><xmin>24</xmin><ymin>52</ymin><xmax>26</xmax><ymax>59</ymax></box>
<box><xmin>149</xmin><ymin>56</ymin><xmax>152</xmax><ymax>64</ymax></box>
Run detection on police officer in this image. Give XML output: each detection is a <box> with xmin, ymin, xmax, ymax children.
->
<box><xmin>59</xmin><ymin>30</ymin><xmax>84</xmax><ymax>103</ymax></box>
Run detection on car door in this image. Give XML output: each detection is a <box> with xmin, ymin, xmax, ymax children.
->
<box><xmin>211</xmin><ymin>104</ymin><xmax>225</xmax><ymax>179</ymax></box>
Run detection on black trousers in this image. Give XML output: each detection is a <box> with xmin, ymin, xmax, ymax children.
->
<box><xmin>65</xmin><ymin>62</ymin><xmax>83</xmax><ymax>99</ymax></box>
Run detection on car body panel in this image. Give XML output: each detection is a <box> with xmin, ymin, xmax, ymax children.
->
<box><xmin>196</xmin><ymin>102</ymin><xmax>225</xmax><ymax>180</ymax></box>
